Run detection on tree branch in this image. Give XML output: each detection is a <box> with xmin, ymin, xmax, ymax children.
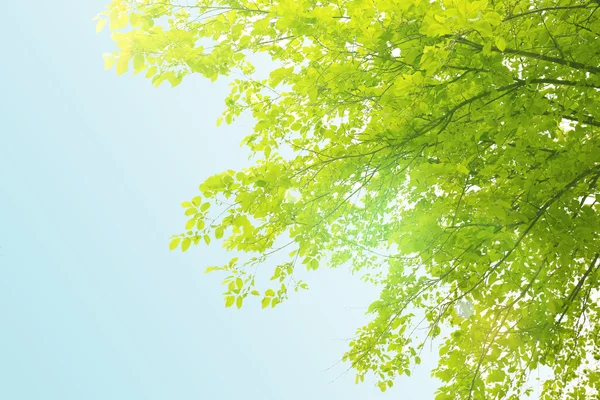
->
<box><xmin>455</xmin><ymin>38</ymin><xmax>600</xmax><ymax>75</ymax></box>
<box><xmin>504</xmin><ymin>3</ymin><xmax>595</xmax><ymax>21</ymax></box>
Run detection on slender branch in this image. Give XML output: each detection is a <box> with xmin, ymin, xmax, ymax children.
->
<box><xmin>561</xmin><ymin>114</ymin><xmax>600</xmax><ymax>128</ymax></box>
<box><xmin>556</xmin><ymin>253</ymin><xmax>600</xmax><ymax>326</ymax></box>
<box><xmin>504</xmin><ymin>3</ymin><xmax>595</xmax><ymax>21</ymax></box>
<box><xmin>455</xmin><ymin>38</ymin><xmax>600</xmax><ymax>75</ymax></box>
<box><xmin>468</xmin><ymin>257</ymin><xmax>547</xmax><ymax>400</ymax></box>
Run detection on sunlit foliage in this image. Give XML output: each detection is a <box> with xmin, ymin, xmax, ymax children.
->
<box><xmin>99</xmin><ymin>0</ymin><xmax>600</xmax><ymax>397</ymax></box>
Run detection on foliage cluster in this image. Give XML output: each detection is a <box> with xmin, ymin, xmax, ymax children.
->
<box><xmin>99</xmin><ymin>0</ymin><xmax>600</xmax><ymax>398</ymax></box>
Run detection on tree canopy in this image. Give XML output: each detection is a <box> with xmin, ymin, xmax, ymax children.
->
<box><xmin>98</xmin><ymin>0</ymin><xmax>600</xmax><ymax>398</ymax></box>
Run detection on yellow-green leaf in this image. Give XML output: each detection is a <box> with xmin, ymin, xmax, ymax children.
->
<box><xmin>169</xmin><ymin>237</ymin><xmax>181</xmax><ymax>250</ymax></box>
<box><xmin>115</xmin><ymin>55</ymin><xmax>129</xmax><ymax>75</ymax></box>
<box><xmin>103</xmin><ymin>54</ymin><xmax>115</xmax><ymax>70</ymax></box>
<box><xmin>133</xmin><ymin>54</ymin><xmax>145</xmax><ymax>74</ymax></box>
<box><xmin>181</xmin><ymin>237</ymin><xmax>191</xmax><ymax>252</ymax></box>
<box><xmin>96</xmin><ymin>19</ymin><xmax>107</xmax><ymax>33</ymax></box>
<box><xmin>185</xmin><ymin>219</ymin><xmax>196</xmax><ymax>230</ymax></box>
<box><xmin>261</xmin><ymin>297</ymin><xmax>270</xmax><ymax>309</ymax></box>
<box><xmin>495</xmin><ymin>37</ymin><xmax>507</xmax><ymax>52</ymax></box>
<box><xmin>145</xmin><ymin>66</ymin><xmax>157</xmax><ymax>78</ymax></box>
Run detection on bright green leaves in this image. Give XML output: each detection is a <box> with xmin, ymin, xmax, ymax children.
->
<box><xmin>261</xmin><ymin>284</ymin><xmax>285</xmax><ymax>309</ymax></box>
<box><xmin>268</xmin><ymin>66</ymin><xmax>294</xmax><ymax>87</ymax></box>
<box><xmin>377</xmin><ymin>381</ymin><xmax>390</xmax><ymax>392</ymax></box>
<box><xmin>223</xmin><ymin>276</ymin><xmax>245</xmax><ymax>309</ymax></box>
<box><xmin>421</xmin><ymin>0</ymin><xmax>497</xmax><ymax>38</ymax></box>
<box><xmin>203</xmin><ymin>257</ymin><xmax>295</xmax><ymax>311</ymax></box>
<box><xmin>168</xmin><ymin>193</ymin><xmax>214</xmax><ymax>253</ymax></box>
<box><xmin>488</xmin><ymin>369</ymin><xmax>505</xmax><ymax>383</ymax></box>
<box><xmin>103</xmin><ymin>0</ymin><xmax>600</xmax><ymax>397</ymax></box>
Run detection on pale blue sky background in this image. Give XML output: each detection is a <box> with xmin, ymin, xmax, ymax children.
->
<box><xmin>0</xmin><ymin>1</ymin><xmax>437</xmax><ymax>399</ymax></box>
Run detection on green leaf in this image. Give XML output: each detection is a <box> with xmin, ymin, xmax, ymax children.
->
<box><xmin>261</xmin><ymin>297</ymin><xmax>270</xmax><ymax>309</ymax></box>
<box><xmin>457</xmin><ymin>164</ymin><xmax>470</xmax><ymax>175</ymax></box>
<box><xmin>484</xmin><ymin>12</ymin><xmax>503</xmax><ymax>26</ymax></box>
<box><xmin>225</xmin><ymin>296</ymin><xmax>235</xmax><ymax>308</ymax></box>
<box><xmin>169</xmin><ymin>237</ymin><xmax>181</xmax><ymax>250</ymax></box>
<box><xmin>474</xmin><ymin>20</ymin><xmax>493</xmax><ymax>37</ymax></box>
<box><xmin>181</xmin><ymin>237</ymin><xmax>191</xmax><ymax>252</ymax></box>
<box><xmin>96</xmin><ymin>19</ymin><xmax>107</xmax><ymax>33</ymax></box>
<box><xmin>129</xmin><ymin>13</ymin><xmax>142</xmax><ymax>28</ymax></box>
<box><xmin>145</xmin><ymin>66</ymin><xmax>157</xmax><ymax>78</ymax></box>
<box><xmin>115</xmin><ymin>55</ymin><xmax>129</xmax><ymax>75</ymax></box>
<box><xmin>102</xmin><ymin>54</ymin><xmax>115</xmax><ymax>70</ymax></box>
<box><xmin>133</xmin><ymin>54</ymin><xmax>145</xmax><ymax>74</ymax></box>
<box><xmin>495</xmin><ymin>37</ymin><xmax>507</xmax><ymax>52</ymax></box>
<box><xmin>488</xmin><ymin>369</ymin><xmax>505</xmax><ymax>383</ymax></box>
<box><xmin>482</xmin><ymin>41</ymin><xmax>492</xmax><ymax>56</ymax></box>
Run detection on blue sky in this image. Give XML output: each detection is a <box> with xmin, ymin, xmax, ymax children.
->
<box><xmin>0</xmin><ymin>1</ymin><xmax>437</xmax><ymax>398</ymax></box>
